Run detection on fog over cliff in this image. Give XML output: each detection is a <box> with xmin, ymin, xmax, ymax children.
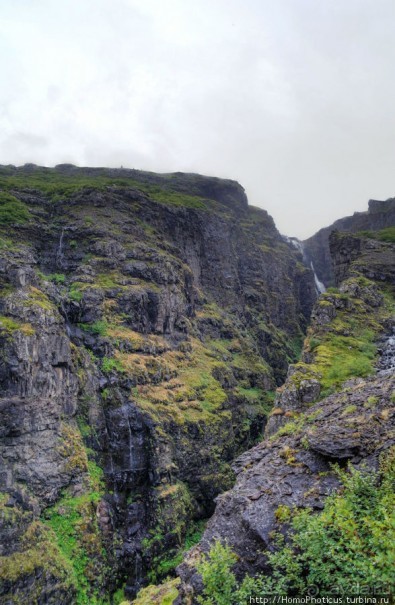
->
<box><xmin>1</xmin><ymin>0</ymin><xmax>395</xmax><ymax>238</ymax></box>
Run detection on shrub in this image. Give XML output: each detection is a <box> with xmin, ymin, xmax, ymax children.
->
<box><xmin>197</xmin><ymin>541</ymin><xmax>237</xmax><ymax>605</ymax></box>
<box><xmin>198</xmin><ymin>450</ymin><xmax>395</xmax><ymax>600</ymax></box>
<box><xmin>259</xmin><ymin>452</ymin><xmax>395</xmax><ymax>595</ymax></box>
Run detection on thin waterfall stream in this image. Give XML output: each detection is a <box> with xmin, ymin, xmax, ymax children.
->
<box><xmin>284</xmin><ymin>235</ymin><xmax>326</xmax><ymax>295</ymax></box>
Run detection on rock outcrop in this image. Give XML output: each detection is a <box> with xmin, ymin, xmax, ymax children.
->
<box><xmin>329</xmin><ymin>230</ymin><xmax>395</xmax><ymax>286</ymax></box>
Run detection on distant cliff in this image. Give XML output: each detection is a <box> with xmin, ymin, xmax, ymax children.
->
<box><xmin>303</xmin><ymin>197</ymin><xmax>395</xmax><ymax>286</ymax></box>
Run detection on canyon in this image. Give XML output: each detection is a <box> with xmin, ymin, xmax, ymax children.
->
<box><xmin>0</xmin><ymin>164</ymin><xmax>393</xmax><ymax>605</ymax></box>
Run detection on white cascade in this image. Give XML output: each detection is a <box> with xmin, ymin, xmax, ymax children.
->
<box><xmin>310</xmin><ymin>262</ymin><xmax>326</xmax><ymax>294</ymax></box>
<box><xmin>283</xmin><ymin>235</ymin><xmax>326</xmax><ymax>295</ymax></box>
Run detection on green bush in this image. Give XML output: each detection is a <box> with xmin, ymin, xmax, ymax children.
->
<box><xmin>266</xmin><ymin>454</ymin><xmax>395</xmax><ymax>594</ymax></box>
<box><xmin>198</xmin><ymin>449</ymin><xmax>395</xmax><ymax>601</ymax></box>
<box><xmin>273</xmin><ymin>458</ymin><xmax>395</xmax><ymax>594</ymax></box>
<box><xmin>197</xmin><ymin>541</ymin><xmax>237</xmax><ymax>605</ymax></box>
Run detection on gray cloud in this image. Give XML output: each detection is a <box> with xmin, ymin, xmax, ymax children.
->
<box><xmin>1</xmin><ymin>0</ymin><xmax>395</xmax><ymax>237</ymax></box>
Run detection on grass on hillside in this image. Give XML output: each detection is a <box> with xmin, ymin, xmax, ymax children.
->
<box><xmin>0</xmin><ymin>191</ymin><xmax>30</xmax><ymax>224</ymax></box>
<box><xmin>0</xmin><ymin>168</ymin><xmax>209</xmax><ymax>209</ymax></box>
<box><xmin>358</xmin><ymin>226</ymin><xmax>395</xmax><ymax>243</ymax></box>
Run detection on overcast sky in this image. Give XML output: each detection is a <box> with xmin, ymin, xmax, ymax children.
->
<box><xmin>1</xmin><ymin>0</ymin><xmax>395</xmax><ymax>238</ymax></box>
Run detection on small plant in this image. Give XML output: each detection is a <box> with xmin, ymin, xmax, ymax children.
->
<box><xmin>275</xmin><ymin>505</ymin><xmax>291</xmax><ymax>523</ymax></box>
<box><xmin>309</xmin><ymin>337</ymin><xmax>321</xmax><ymax>351</ymax></box>
<box><xmin>69</xmin><ymin>283</ymin><xmax>83</xmax><ymax>302</ymax></box>
<box><xmin>102</xmin><ymin>357</ymin><xmax>124</xmax><ymax>373</ymax></box>
<box><xmin>48</xmin><ymin>273</ymin><xmax>66</xmax><ymax>284</ymax></box>
<box><xmin>364</xmin><ymin>395</ymin><xmax>379</xmax><ymax>408</ymax></box>
<box><xmin>0</xmin><ymin>236</ymin><xmax>18</xmax><ymax>250</ymax></box>
<box><xmin>79</xmin><ymin>320</ymin><xmax>108</xmax><ymax>337</ymax></box>
<box><xmin>279</xmin><ymin>445</ymin><xmax>297</xmax><ymax>465</ymax></box>
<box><xmin>273</xmin><ymin>419</ymin><xmax>302</xmax><ymax>438</ymax></box>
<box><xmin>342</xmin><ymin>404</ymin><xmax>357</xmax><ymax>416</ymax></box>
<box><xmin>325</xmin><ymin>286</ymin><xmax>340</xmax><ymax>294</ymax></box>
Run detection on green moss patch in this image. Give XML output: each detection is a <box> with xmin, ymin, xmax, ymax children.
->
<box><xmin>0</xmin><ymin>192</ymin><xmax>30</xmax><ymax>225</ymax></box>
<box><xmin>132</xmin><ymin>577</ymin><xmax>180</xmax><ymax>605</ymax></box>
<box><xmin>0</xmin><ymin>315</ymin><xmax>35</xmax><ymax>336</ymax></box>
<box><xmin>24</xmin><ymin>286</ymin><xmax>56</xmax><ymax>311</ymax></box>
<box><xmin>293</xmin><ymin>276</ymin><xmax>393</xmax><ymax>399</ymax></box>
<box><xmin>43</xmin><ymin>492</ymin><xmax>107</xmax><ymax>605</ymax></box>
<box><xmin>0</xmin><ymin>493</ymin><xmax>76</xmax><ymax>603</ymax></box>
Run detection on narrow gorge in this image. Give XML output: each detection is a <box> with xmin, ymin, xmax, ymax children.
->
<box><xmin>0</xmin><ymin>165</ymin><xmax>393</xmax><ymax>605</ymax></box>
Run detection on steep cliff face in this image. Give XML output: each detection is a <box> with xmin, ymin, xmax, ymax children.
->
<box><xmin>0</xmin><ymin>165</ymin><xmax>316</xmax><ymax>603</ymax></box>
<box><xmin>329</xmin><ymin>230</ymin><xmax>395</xmax><ymax>286</ymax></box>
<box><xmin>303</xmin><ymin>197</ymin><xmax>395</xmax><ymax>286</ymax></box>
<box><xmin>177</xmin><ymin>231</ymin><xmax>395</xmax><ymax>603</ymax></box>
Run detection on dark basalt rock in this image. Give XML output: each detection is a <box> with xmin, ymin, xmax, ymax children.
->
<box><xmin>329</xmin><ymin>230</ymin><xmax>395</xmax><ymax>287</ymax></box>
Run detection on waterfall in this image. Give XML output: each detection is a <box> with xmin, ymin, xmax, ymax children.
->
<box><xmin>123</xmin><ymin>406</ymin><xmax>134</xmax><ymax>471</ymax></box>
<box><xmin>56</xmin><ymin>228</ymin><xmax>65</xmax><ymax>269</ymax></box>
<box><xmin>310</xmin><ymin>262</ymin><xmax>326</xmax><ymax>294</ymax></box>
<box><xmin>109</xmin><ymin>454</ymin><xmax>115</xmax><ymax>476</ymax></box>
<box><xmin>283</xmin><ymin>235</ymin><xmax>326</xmax><ymax>295</ymax></box>
<box><xmin>377</xmin><ymin>328</ymin><xmax>395</xmax><ymax>376</ymax></box>
<box><xmin>59</xmin><ymin>299</ymin><xmax>71</xmax><ymax>335</ymax></box>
